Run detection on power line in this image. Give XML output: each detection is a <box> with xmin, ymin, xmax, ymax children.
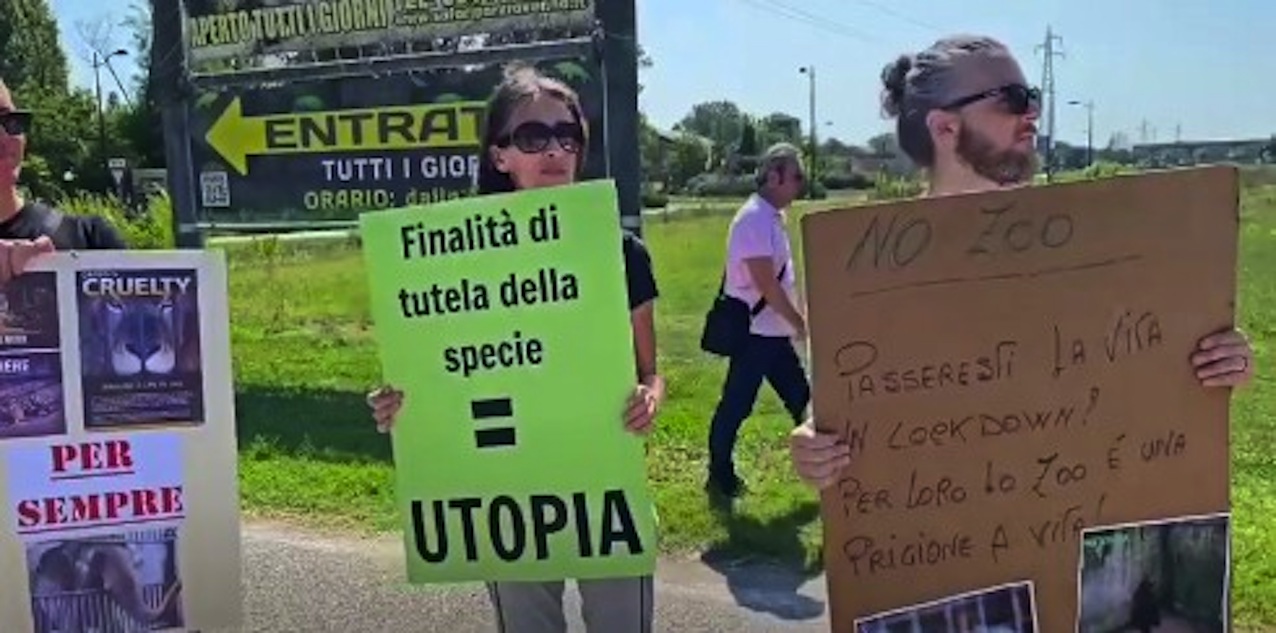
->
<box><xmin>767</xmin><ymin>0</ymin><xmax>879</xmax><ymax>41</ymax></box>
<box><xmin>849</xmin><ymin>0</ymin><xmax>944</xmax><ymax>34</ymax></box>
<box><xmin>730</xmin><ymin>0</ymin><xmax>879</xmax><ymax>44</ymax></box>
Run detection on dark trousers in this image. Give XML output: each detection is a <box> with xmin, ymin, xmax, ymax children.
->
<box><xmin>708</xmin><ymin>334</ymin><xmax>811</xmax><ymax>479</ymax></box>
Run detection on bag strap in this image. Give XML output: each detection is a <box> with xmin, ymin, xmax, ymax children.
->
<box><xmin>748</xmin><ymin>262</ymin><xmax>788</xmax><ymax>316</ymax></box>
<box><xmin>716</xmin><ymin>260</ymin><xmax>789</xmax><ymax>317</ymax></box>
<box><xmin>28</xmin><ymin>202</ymin><xmax>75</xmax><ymax>248</ymax></box>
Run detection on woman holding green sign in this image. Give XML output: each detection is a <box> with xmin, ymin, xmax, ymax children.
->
<box><xmin>366</xmin><ymin>63</ymin><xmax>664</xmax><ymax>633</ymax></box>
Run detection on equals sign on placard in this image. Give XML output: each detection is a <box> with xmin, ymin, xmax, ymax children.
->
<box><xmin>470</xmin><ymin>397</ymin><xmax>516</xmax><ymax>449</ymax></box>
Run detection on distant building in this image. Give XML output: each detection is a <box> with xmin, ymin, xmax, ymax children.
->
<box><xmin>1131</xmin><ymin>138</ymin><xmax>1274</xmax><ymax>167</ymax></box>
<box><xmin>848</xmin><ymin>150</ymin><xmax>913</xmax><ymax>177</ymax></box>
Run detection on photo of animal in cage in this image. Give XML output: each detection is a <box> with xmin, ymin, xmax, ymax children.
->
<box><xmin>855</xmin><ymin>581</ymin><xmax>1038</xmax><ymax>633</ymax></box>
<box><xmin>26</xmin><ymin>528</ymin><xmax>185</xmax><ymax>633</ymax></box>
<box><xmin>0</xmin><ymin>271</ymin><xmax>58</xmax><ymax>350</ymax></box>
<box><xmin>0</xmin><ymin>353</ymin><xmax>65</xmax><ymax>439</ymax></box>
<box><xmin>1077</xmin><ymin>514</ymin><xmax>1229</xmax><ymax>633</ymax></box>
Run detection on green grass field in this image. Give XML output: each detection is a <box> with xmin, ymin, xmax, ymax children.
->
<box><xmin>223</xmin><ymin>182</ymin><xmax>1276</xmax><ymax>627</ymax></box>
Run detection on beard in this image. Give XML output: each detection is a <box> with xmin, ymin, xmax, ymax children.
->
<box><xmin>956</xmin><ymin>125</ymin><xmax>1039</xmax><ymax>186</ymax></box>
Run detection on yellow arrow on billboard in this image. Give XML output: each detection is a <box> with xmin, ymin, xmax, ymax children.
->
<box><xmin>204</xmin><ymin>97</ymin><xmax>488</xmax><ymax>176</ymax></box>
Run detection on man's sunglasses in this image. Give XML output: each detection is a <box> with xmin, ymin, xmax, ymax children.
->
<box><xmin>0</xmin><ymin>110</ymin><xmax>31</xmax><ymax>136</ymax></box>
<box><xmin>941</xmin><ymin>84</ymin><xmax>1041</xmax><ymax>115</ymax></box>
<box><xmin>498</xmin><ymin>120</ymin><xmax>584</xmax><ymax>154</ymax></box>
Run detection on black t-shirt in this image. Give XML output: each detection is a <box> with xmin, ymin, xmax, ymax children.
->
<box><xmin>622</xmin><ymin>230</ymin><xmax>659</xmax><ymax>311</ymax></box>
<box><xmin>0</xmin><ymin>202</ymin><xmax>128</xmax><ymax>250</ymax></box>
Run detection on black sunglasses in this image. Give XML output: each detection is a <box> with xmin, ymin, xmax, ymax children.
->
<box><xmin>0</xmin><ymin>110</ymin><xmax>31</xmax><ymax>136</ymax></box>
<box><xmin>941</xmin><ymin>84</ymin><xmax>1041</xmax><ymax>115</ymax></box>
<box><xmin>498</xmin><ymin>120</ymin><xmax>584</xmax><ymax>155</ymax></box>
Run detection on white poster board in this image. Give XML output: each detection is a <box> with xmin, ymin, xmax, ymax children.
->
<box><xmin>0</xmin><ymin>250</ymin><xmax>242</xmax><ymax>633</ymax></box>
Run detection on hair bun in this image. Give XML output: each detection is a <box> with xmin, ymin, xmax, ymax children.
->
<box><xmin>880</xmin><ymin>54</ymin><xmax>913</xmax><ymax>117</ymax></box>
<box><xmin>502</xmin><ymin>60</ymin><xmax>537</xmax><ymax>80</ymax></box>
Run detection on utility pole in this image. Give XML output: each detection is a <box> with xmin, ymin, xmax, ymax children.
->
<box><xmin>1035</xmin><ymin>26</ymin><xmax>1064</xmax><ymax>181</ymax></box>
<box><xmin>1068</xmin><ymin>99</ymin><xmax>1094</xmax><ymax>167</ymax></box>
<box><xmin>799</xmin><ymin>65</ymin><xmax>817</xmax><ymax>199</ymax></box>
<box><xmin>92</xmin><ymin>48</ymin><xmax>127</xmax><ymax>190</ymax></box>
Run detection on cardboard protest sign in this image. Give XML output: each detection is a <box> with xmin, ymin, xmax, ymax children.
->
<box><xmin>360</xmin><ymin>179</ymin><xmax>657</xmax><ymax>583</ymax></box>
<box><xmin>800</xmin><ymin>166</ymin><xmax>1238</xmax><ymax>632</ymax></box>
<box><xmin>0</xmin><ymin>251</ymin><xmax>242</xmax><ymax>633</ymax></box>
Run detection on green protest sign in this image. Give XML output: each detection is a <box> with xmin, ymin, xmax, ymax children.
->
<box><xmin>360</xmin><ymin>179</ymin><xmax>657</xmax><ymax>583</ymax></box>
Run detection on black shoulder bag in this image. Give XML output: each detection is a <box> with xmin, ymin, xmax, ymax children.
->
<box><xmin>698</xmin><ymin>262</ymin><xmax>787</xmax><ymax>358</ymax></box>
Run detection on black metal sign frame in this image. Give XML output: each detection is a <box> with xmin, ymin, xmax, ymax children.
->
<box><xmin>152</xmin><ymin>0</ymin><xmax>641</xmax><ymax>248</ymax></box>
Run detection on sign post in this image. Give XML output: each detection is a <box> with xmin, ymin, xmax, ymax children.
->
<box><xmin>801</xmin><ymin>167</ymin><xmax>1239</xmax><ymax>632</ymax></box>
<box><xmin>107</xmin><ymin>157</ymin><xmax>126</xmax><ymax>188</ymax></box>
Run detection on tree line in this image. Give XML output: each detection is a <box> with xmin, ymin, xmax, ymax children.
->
<box><xmin>6</xmin><ymin>0</ymin><xmax>1270</xmax><ymax>210</ymax></box>
<box><xmin>3</xmin><ymin>0</ymin><xmax>161</xmax><ymax>203</ymax></box>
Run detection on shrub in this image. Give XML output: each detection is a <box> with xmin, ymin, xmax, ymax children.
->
<box><xmin>808</xmin><ymin>180</ymin><xmax>828</xmax><ymax>200</ymax></box>
<box><xmin>1240</xmin><ymin>166</ymin><xmax>1276</xmax><ymax>189</ymax></box>
<box><xmin>1081</xmin><ymin>161</ymin><xmax>1136</xmax><ymax>180</ymax></box>
<box><xmin>680</xmin><ymin>172</ymin><xmax>829</xmax><ymax>201</ymax></box>
<box><xmin>58</xmin><ymin>191</ymin><xmax>176</xmax><ymax>250</ymax></box>
<box><xmin>1052</xmin><ymin>161</ymin><xmax>1136</xmax><ymax>184</ymax></box>
<box><xmin>640</xmin><ymin>187</ymin><xmax>669</xmax><ymax>209</ymax></box>
<box><xmin>868</xmin><ymin>172</ymin><xmax>924</xmax><ymax>201</ymax></box>
<box><xmin>684</xmin><ymin>174</ymin><xmax>756</xmax><ymax>198</ymax></box>
<box><xmin>641</xmin><ymin>191</ymin><xmax>668</xmax><ymax>208</ymax></box>
<box><xmin>821</xmin><ymin>172</ymin><xmax>873</xmax><ymax>190</ymax></box>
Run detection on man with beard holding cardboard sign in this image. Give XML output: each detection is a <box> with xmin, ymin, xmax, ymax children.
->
<box><xmin>788</xmin><ymin>34</ymin><xmax>1254</xmax><ymax>490</ymax></box>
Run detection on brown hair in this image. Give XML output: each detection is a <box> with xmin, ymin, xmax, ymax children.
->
<box><xmin>475</xmin><ymin>62</ymin><xmax>588</xmax><ymax>194</ymax></box>
<box><xmin>880</xmin><ymin>35</ymin><xmax>1012</xmax><ymax>167</ymax></box>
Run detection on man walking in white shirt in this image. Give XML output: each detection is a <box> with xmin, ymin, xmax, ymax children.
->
<box><xmin>706</xmin><ymin>143</ymin><xmax>811</xmax><ymax>500</ymax></box>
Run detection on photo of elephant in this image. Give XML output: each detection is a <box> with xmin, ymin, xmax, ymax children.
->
<box><xmin>27</xmin><ymin>529</ymin><xmax>185</xmax><ymax>633</ymax></box>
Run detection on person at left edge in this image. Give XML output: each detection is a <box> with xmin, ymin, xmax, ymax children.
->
<box><xmin>0</xmin><ymin>77</ymin><xmax>128</xmax><ymax>282</ymax></box>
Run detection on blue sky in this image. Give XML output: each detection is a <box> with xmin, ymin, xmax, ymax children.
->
<box><xmin>51</xmin><ymin>0</ymin><xmax>1276</xmax><ymax>148</ymax></box>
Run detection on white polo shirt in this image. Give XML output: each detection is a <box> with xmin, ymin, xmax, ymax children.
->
<box><xmin>723</xmin><ymin>193</ymin><xmax>799</xmax><ymax>338</ymax></box>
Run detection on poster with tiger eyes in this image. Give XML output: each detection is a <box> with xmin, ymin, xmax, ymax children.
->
<box><xmin>75</xmin><ymin>269</ymin><xmax>204</xmax><ymax>430</ymax></box>
<box><xmin>0</xmin><ymin>250</ymin><xmax>242</xmax><ymax>633</ymax></box>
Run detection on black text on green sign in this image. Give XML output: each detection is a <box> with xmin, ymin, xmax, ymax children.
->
<box><xmin>410</xmin><ymin>490</ymin><xmax>644</xmax><ymax>564</ymax></box>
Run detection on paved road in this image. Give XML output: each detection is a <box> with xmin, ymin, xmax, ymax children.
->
<box><xmin>207</xmin><ymin>521</ymin><xmax>831</xmax><ymax>633</ymax></box>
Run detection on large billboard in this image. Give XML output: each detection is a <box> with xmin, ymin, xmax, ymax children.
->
<box><xmin>181</xmin><ymin>0</ymin><xmax>596</xmax><ymax>70</ymax></box>
<box><xmin>187</xmin><ymin>58</ymin><xmax>606</xmax><ymax>220</ymax></box>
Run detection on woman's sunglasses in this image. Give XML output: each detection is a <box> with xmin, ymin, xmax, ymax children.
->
<box><xmin>941</xmin><ymin>84</ymin><xmax>1041</xmax><ymax>115</ymax></box>
<box><xmin>498</xmin><ymin>120</ymin><xmax>584</xmax><ymax>155</ymax></box>
<box><xmin>0</xmin><ymin>110</ymin><xmax>31</xmax><ymax>136</ymax></box>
